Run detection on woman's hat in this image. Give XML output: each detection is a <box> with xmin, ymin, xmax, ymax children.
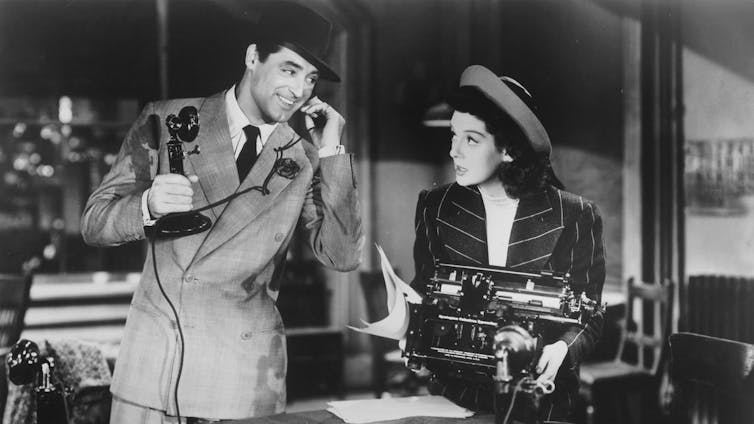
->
<box><xmin>255</xmin><ymin>2</ymin><xmax>340</xmax><ymax>82</ymax></box>
<box><xmin>459</xmin><ymin>65</ymin><xmax>550</xmax><ymax>154</ymax></box>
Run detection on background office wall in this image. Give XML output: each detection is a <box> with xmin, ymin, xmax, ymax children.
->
<box><xmin>0</xmin><ymin>0</ymin><xmax>629</xmax><ymax>371</ymax></box>
<box><xmin>362</xmin><ymin>0</ymin><xmax>625</xmax><ymax>290</ymax></box>
<box><xmin>681</xmin><ymin>2</ymin><xmax>754</xmax><ymax>276</ymax></box>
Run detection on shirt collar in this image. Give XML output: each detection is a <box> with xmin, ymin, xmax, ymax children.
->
<box><xmin>225</xmin><ymin>85</ymin><xmax>278</xmax><ymax>145</ymax></box>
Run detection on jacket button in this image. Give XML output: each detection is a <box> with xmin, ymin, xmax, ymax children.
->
<box><xmin>274</xmin><ymin>233</ymin><xmax>284</xmax><ymax>242</ymax></box>
<box><xmin>183</xmin><ymin>274</ymin><xmax>194</xmax><ymax>283</ymax></box>
<box><xmin>240</xmin><ymin>331</ymin><xmax>252</xmax><ymax>340</ymax></box>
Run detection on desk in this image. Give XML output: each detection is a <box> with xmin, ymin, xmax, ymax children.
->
<box><xmin>231</xmin><ymin>410</ymin><xmax>495</xmax><ymax>424</ymax></box>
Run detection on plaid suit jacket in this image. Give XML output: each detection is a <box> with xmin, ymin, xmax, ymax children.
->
<box><xmin>410</xmin><ymin>182</ymin><xmax>605</xmax><ymax>408</ymax></box>
<box><xmin>81</xmin><ymin>91</ymin><xmax>362</xmax><ymax>419</ymax></box>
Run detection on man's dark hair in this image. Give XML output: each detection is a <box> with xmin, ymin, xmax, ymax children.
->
<box><xmin>255</xmin><ymin>41</ymin><xmax>282</xmax><ymax>62</ymax></box>
<box><xmin>446</xmin><ymin>85</ymin><xmax>563</xmax><ymax>198</ymax></box>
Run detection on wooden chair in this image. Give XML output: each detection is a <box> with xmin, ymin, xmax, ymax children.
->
<box><xmin>669</xmin><ymin>332</ymin><xmax>754</xmax><ymax>424</ymax></box>
<box><xmin>0</xmin><ymin>272</ymin><xmax>33</xmax><ymax>354</ymax></box>
<box><xmin>579</xmin><ymin>277</ymin><xmax>673</xmax><ymax>424</ymax></box>
<box><xmin>0</xmin><ymin>272</ymin><xmax>33</xmax><ymax>420</ymax></box>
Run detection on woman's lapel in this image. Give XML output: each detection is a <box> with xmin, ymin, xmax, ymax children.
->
<box><xmin>436</xmin><ymin>184</ymin><xmax>488</xmax><ymax>265</ymax></box>
<box><xmin>506</xmin><ymin>188</ymin><xmax>563</xmax><ymax>270</ymax></box>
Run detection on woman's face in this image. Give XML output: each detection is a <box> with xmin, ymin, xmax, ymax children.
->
<box><xmin>449</xmin><ymin>111</ymin><xmax>507</xmax><ymax>187</ymax></box>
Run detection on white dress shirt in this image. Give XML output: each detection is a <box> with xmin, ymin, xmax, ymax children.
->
<box><xmin>479</xmin><ymin>185</ymin><xmax>520</xmax><ymax>267</ymax></box>
<box><xmin>225</xmin><ymin>86</ymin><xmax>278</xmax><ymax>159</ymax></box>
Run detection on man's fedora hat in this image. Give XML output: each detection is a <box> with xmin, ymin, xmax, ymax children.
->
<box><xmin>255</xmin><ymin>2</ymin><xmax>340</xmax><ymax>82</ymax></box>
<box><xmin>459</xmin><ymin>65</ymin><xmax>550</xmax><ymax>154</ymax></box>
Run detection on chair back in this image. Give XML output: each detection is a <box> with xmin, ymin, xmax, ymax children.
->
<box><xmin>359</xmin><ymin>271</ymin><xmax>399</xmax><ymax>356</ymax></box>
<box><xmin>669</xmin><ymin>332</ymin><xmax>754</xmax><ymax>423</ymax></box>
<box><xmin>0</xmin><ymin>273</ymin><xmax>33</xmax><ymax>350</ymax></box>
<box><xmin>360</xmin><ymin>271</ymin><xmax>390</xmax><ymax>325</ymax></box>
<box><xmin>615</xmin><ymin>277</ymin><xmax>673</xmax><ymax>375</ymax></box>
<box><xmin>359</xmin><ymin>271</ymin><xmax>401</xmax><ymax>397</ymax></box>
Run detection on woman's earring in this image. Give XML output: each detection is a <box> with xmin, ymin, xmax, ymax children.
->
<box><xmin>502</xmin><ymin>152</ymin><xmax>514</xmax><ymax>163</ymax></box>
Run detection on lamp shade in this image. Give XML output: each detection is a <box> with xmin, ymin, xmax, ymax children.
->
<box><xmin>421</xmin><ymin>102</ymin><xmax>452</xmax><ymax>128</ymax></box>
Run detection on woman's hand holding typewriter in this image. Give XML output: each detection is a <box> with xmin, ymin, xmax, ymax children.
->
<box><xmin>535</xmin><ymin>340</ymin><xmax>568</xmax><ymax>384</ymax></box>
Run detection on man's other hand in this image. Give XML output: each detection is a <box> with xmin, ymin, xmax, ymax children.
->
<box><xmin>300</xmin><ymin>96</ymin><xmax>345</xmax><ymax>149</ymax></box>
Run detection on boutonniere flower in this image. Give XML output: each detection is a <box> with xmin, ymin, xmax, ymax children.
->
<box><xmin>274</xmin><ymin>158</ymin><xmax>300</xmax><ymax>179</ymax></box>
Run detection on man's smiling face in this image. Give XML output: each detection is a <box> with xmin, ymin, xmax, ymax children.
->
<box><xmin>246</xmin><ymin>45</ymin><xmax>320</xmax><ymax>124</ymax></box>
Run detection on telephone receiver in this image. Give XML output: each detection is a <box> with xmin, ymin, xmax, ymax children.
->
<box><xmin>305</xmin><ymin>108</ymin><xmax>328</xmax><ymax>129</ymax></box>
<box><xmin>300</xmin><ymin>92</ymin><xmax>329</xmax><ymax>130</ymax></box>
<box><xmin>7</xmin><ymin>338</ymin><xmax>70</xmax><ymax>424</ymax></box>
<box><xmin>165</xmin><ymin>106</ymin><xmax>201</xmax><ymax>175</ymax></box>
<box><xmin>7</xmin><ymin>338</ymin><xmax>42</xmax><ymax>385</ymax></box>
<box><xmin>167</xmin><ymin>106</ymin><xmax>200</xmax><ymax>143</ymax></box>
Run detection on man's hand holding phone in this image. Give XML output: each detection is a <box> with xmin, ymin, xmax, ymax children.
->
<box><xmin>300</xmin><ymin>96</ymin><xmax>345</xmax><ymax>150</ymax></box>
<box><xmin>146</xmin><ymin>174</ymin><xmax>198</xmax><ymax>219</ymax></box>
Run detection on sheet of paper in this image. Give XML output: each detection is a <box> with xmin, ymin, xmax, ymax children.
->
<box><xmin>327</xmin><ymin>395</ymin><xmax>474</xmax><ymax>424</ymax></box>
<box><xmin>347</xmin><ymin>245</ymin><xmax>423</xmax><ymax>340</ymax></box>
<box><xmin>346</xmin><ymin>280</ymin><xmax>409</xmax><ymax>339</ymax></box>
<box><xmin>375</xmin><ymin>244</ymin><xmax>423</xmax><ymax>304</ymax></box>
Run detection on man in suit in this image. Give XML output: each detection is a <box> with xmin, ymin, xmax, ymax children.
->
<box><xmin>410</xmin><ymin>65</ymin><xmax>604</xmax><ymax>422</ymax></box>
<box><xmin>81</xmin><ymin>3</ymin><xmax>362</xmax><ymax>423</ymax></box>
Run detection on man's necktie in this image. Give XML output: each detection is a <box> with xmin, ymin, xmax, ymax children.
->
<box><xmin>236</xmin><ymin>125</ymin><xmax>260</xmax><ymax>182</ymax></box>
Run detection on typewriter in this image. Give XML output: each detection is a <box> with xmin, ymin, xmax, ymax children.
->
<box><xmin>404</xmin><ymin>262</ymin><xmax>601</xmax><ymax>399</ymax></box>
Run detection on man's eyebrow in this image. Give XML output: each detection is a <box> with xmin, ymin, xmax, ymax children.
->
<box><xmin>281</xmin><ymin>60</ymin><xmax>304</xmax><ymax>70</ymax></box>
<box><xmin>281</xmin><ymin>60</ymin><xmax>320</xmax><ymax>76</ymax></box>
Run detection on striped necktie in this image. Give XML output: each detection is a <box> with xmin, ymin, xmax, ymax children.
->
<box><xmin>236</xmin><ymin>125</ymin><xmax>260</xmax><ymax>182</ymax></box>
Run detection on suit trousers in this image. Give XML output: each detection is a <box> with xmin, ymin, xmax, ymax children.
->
<box><xmin>110</xmin><ymin>396</ymin><xmax>230</xmax><ymax>424</ymax></box>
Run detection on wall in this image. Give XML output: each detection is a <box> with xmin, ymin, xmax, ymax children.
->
<box><xmin>0</xmin><ymin>0</ymin><xmax>635</xmax><ymax>382</ymax></box>
<box><xmin>682</xmin><ymin>2</ymin><xmax>754</xmax><ymax>276</ymax></box>
<box><xmin>359</xmin><ymin>0</ymin><xmax>626</xmax><ymax>288</ymax></box>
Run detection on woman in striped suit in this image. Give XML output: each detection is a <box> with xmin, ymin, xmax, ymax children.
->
<box><xmin>410</xmin><ymin>65</ymin><xmax>605</xmax><ymax>422</ymax></box>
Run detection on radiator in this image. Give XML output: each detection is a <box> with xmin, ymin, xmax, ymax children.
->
<box><xmin>681</xmin><ymin>275</ymin><xmax>754</xmax><ymax>424</ymax></box>
<box><xmin>686</xmin><ymin>275</ymin><xmax>754</xmax><ymax>344</ymax></box>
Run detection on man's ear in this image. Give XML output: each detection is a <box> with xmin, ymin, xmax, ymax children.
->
<box><xmin>245</xmin><ymin>44</ymin><xmax>258</xmax><ymax>69</ymax></box>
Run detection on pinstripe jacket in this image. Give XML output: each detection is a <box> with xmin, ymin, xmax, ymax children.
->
<box><xmin>410</xmin><ymin>182</ymin><xmax>605</xmax><ymax>408</ymax></box>
<box><xmin>81</xmin><ymin>91</ymin><xmax>362</xmax><ymax>419</ymax></box>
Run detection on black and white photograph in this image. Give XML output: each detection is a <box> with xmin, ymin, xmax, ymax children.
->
<box><xmin>0</xmin><ymin>0</ymin><xmax>752</xmax><ymax>423</ymax></box>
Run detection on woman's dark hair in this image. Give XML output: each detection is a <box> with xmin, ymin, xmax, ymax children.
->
<box><xmin>446</xmin><ymin>84</ymin><xmax>563</xmax><ymax>198</ymax></box>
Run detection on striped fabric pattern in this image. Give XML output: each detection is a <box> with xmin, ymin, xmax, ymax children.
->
<box><xmin>410</xmin><ymin>182</ymin><xmax>606</xmax><ymax>408</ymax></box>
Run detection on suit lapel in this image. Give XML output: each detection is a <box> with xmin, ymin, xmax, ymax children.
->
<box><xmin>185</xmin><ymin>91</ymin><xmax>238</xmax><ymax>221</ymax></box>
<box><xmin>190</xmin><ymin>124</ymin><xmax>304</xmax><ymax>263</ymax></box>
<box><xmin>437</xmin><ymin>184</ymin><xmax>488</xmax><ymax>265</ymax></box>
<box><xmin>506</xmin><ymin>188</ymin><xmax>564</xmax><ymax>270</ymax></box>
<box><xmin>170</xmin><ymin>92</ymin><xmax>236</xmax><ymax>269</ymax></box>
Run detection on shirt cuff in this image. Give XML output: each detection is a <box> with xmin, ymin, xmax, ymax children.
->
<box><xmin>142</xmin><ymin>189</ymin><xmax>156</xmax><ymax>226</ymax></box>
<box><xmin>318</xmin><ymin>144</ymin><xmax>346</xmax><ymax>157</ymax></box>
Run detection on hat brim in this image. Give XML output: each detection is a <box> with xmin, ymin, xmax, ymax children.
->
<box><xmin>278</xmin><ymin>41</ymin><xmax>340</xmax><ymax>83</ymax></box>
<box><xmin>459</xmin><ymin>65</ymin><xmax>550</xmax><ymax>154</ymax></box>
